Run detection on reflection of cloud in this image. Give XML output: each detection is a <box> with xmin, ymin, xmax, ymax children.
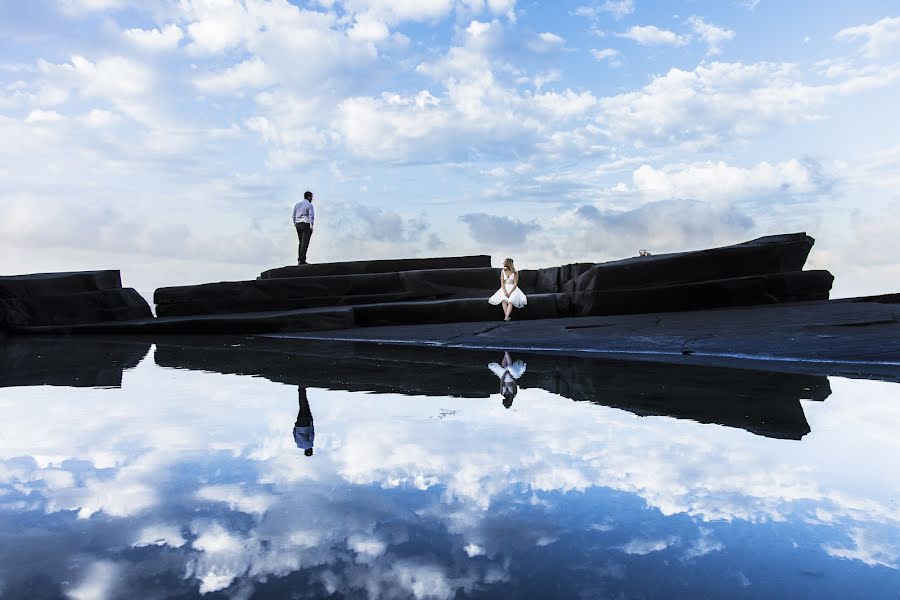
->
<box><xmin>1</xmin><ymin>362</ymin><xmax>899</xmax><ymax>595</ymax></box>
<box><xmin>618</xmin><ymin>536</ymin><xmax>677</xmax><ymax>555</ymax></box>
<box><xmin>133</xmin><ymin>523</ymin><xmax>187</xmax><ymax>548</ymax></box>
<box><xmin>197</xmin><ymin>484</ymin><xmax>277</xmax><ymax>515</ymax></box>
<box><xmin>66</xmin><ymin>560</ymin><xmax>120</xmax><ymax>600</ymax></box>
<box><xmin>824</xmin><ymin>526</ymin><xmax>900</xmax><ymax>569</ymax></box>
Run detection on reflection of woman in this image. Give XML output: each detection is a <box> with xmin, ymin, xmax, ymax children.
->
<box><xmin>488</xmin><ymin>352</ymin><xmax>527</xmax><ymax>409</ymax></box>
<box><xmin>488</xmin><ymin>258</ymin><xmax>527</xmax><ymax>321</ymax></box>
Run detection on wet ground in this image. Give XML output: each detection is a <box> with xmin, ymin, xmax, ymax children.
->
<box><xmin>0</xmin><ymin>336</ymin><xmax>898</xmax><ymax>598</ymax></box>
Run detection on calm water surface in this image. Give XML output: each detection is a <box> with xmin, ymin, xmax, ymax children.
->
<box><xmin>0</xmin><ymin>337</ymin><xmax>898</xmax><ymax>599</ymax></box>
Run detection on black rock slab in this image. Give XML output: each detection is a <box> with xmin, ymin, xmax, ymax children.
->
<box><xmin>525</xmin><ymin>263</ymin><xmax>594</xmax><ymax>293</ymax></box>
<box><xmin>570</xmin><ymin>271</ymin><xmax>833</xmax><ymax>317</ymax></box>
<box><xmin>0</xmin><ymin>270</ymin><xmax>123</xmax><ymax>296</ymax></box>
<box><xmin>565</xmin><ymin>233</ymin><xmax>815</xmax><ymax>292</ymax></box>
<box><xmin>260</xmin><ymin>255</ymin><xmax>492</xmax><ymax>279</ymax></box>
<box><xmin>155</xmin><ymin>267</ymin><xmax>500</xmax><ymax>317</ymax></box>
<box><xmin>18</xmin><ymin>305</ymin><xmax>355</xmax><ymax>335</ymax></box>
<box><xmin>0</xmin><ymin>271</ymin><xmax>152</xmax><ymax>331</ymax></box>
<box><xmin>20</xmin><ymin>289</ymin><xmax>153</xmax><ymax>326</ymax></box>
<box><xmin>352</xmin><ymin>293</ymin><xmax>562</xmax><ymax>327</ymax></box>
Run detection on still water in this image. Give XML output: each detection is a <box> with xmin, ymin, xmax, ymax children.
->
<box><xmin>0</xmin><ymin>336</ymin><xmax>898</xmax><ymax>599</ymax></box>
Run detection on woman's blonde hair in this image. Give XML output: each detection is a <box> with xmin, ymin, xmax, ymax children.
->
<box><xmin>503</xmin><ymin>258</ymin><xmax>516</xmax><ymax>273</ymax></box>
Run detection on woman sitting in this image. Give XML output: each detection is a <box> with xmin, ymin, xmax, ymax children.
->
<box><xmin>488</xmin><ymin>257</ymin><xmax>527</xmax><ymax>321</ymax></box>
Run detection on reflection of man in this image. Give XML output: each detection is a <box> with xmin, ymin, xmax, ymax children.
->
<box><xmin>293</xmin><ymin>387</ymin><xmax>314</xmax><ymax>456</ymax></box>
<box><xmin>487</xmin><ymin>351</ymin><xmax>527</xmax><ymax>409</ymax></box>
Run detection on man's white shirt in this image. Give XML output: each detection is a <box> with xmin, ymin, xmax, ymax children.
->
<box><xmin>293</xmin><ymin>199</ymin><xmax>315</xmax><ymax>227</ymax></box>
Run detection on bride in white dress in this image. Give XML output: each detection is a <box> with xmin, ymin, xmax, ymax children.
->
<box><xmin>488</xmin><ymin>258</ymin><xmax>527</xmax><ymax>321</ymax></box>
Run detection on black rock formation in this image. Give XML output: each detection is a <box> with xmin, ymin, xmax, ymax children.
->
<box><xmin>7</xmin><ymin>233</ymin><xmax>833</xmax><ymax>335</ymax></box>
<box><xmin>0</xmin><ymin>271</ymin><xmax>152</xmax><ymax>333</ymax></box>
<box><xmin>260</xmin><ymin>255</ymin><xmax>491</xmax><ymax>279</ymax></box>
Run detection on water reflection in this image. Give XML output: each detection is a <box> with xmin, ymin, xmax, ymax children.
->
<box><xmin>0</xmin><ymin>336</ymin><xmax>897</xmax><ymax>598</ymax></box>
<box><xmin>488</xmin><ymin>352</ymin><xmax>527</xmax><ymax>409</ymax></box>
<box><xmin>147</xmin><ymin>337</ymin><xmax>831</xmax><ymax>440</ymax></box>
<box><xmin>294</xmin><ymin>387</ymin><xmax>315</xmax><ymax>456</ymax></box>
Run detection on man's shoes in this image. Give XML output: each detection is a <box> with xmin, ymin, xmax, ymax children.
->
<box><xmin>298</xmin><ymin>260</ymin><xmax>307</xmax><ymax>265</ymax></box>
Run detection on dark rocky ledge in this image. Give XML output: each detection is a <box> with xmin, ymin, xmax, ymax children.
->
<box><xmin>143</xmin><ymin>232</ymin><xmax>831</xmax><ymax>331</ymax></box>
<box><xmin>259</xmin><ymin>255</ymin><xmax>491</xmax><ymax>279</ymax></box>
<box><xmin>0</xmin><ymin>233</ymin><xmax>843</xmax><ymax>337</ymax></box>
<box><xmin>1</xmin><ymin>270</ymin><xmax>151</xmax><ymax>333</ymax></box>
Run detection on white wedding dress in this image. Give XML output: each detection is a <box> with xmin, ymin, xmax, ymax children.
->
<box><xmin>488</xmin><ymin>269</ymin><xmax>527</xmax><ymax>309</ymax></box>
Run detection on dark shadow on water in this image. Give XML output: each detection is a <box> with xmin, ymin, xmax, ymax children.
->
<box><xmin>0</xmin><ymin>336</ymin><xmax>150</xmax><ymax>388</ymax></box>
<box><xmin>150</xmin><ymin>337</ymin><xmax>830</xmax><ymax>440</ymax></box>
<box><xmin>0</xmin><ymin>335</ymin><xmax>836</xmax><ymax>439</ymax></box>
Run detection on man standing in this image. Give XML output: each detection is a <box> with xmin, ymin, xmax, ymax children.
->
<box><xmin>293</xmin><ymin>190</ymin><xmax>315</xmax><ymax>265</ymax></box>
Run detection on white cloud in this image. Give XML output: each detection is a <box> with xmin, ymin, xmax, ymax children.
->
<box><xmin>575</xmin><ymin>0</ymin><xmax>634</xmax><ymax>20</ymax></box>
<box><xmin>348</xmin><ymin>16</ymin><xmax>391</xmax><ymax>44</ymax></box>
<box><xmin>591</xmin><ymin>47</ymin><xmax>622</xmax><ymax>66</ymax></box>
<box><xmin>595</xmin><ymin>61</ymin><xmax>900</xmax><ymax>149</ymax></box>
<box><xmin>600</xmin><ymin>0</ymin><xmax>635</xmax><ymax>19</ymax></box>
<box><xmin>618</xmin><ymin>25</ymin><xmax>689</xmax><ymax>47</ymax></box>
<box><xmin>123</xmin><ymin>24</ymin><xmax>184</xmax><ymax>52</ymax></box>
<box><xmin>835</xmin><ymin>16</ymin><xmax>900</xmax><ymax>58</ymax></box>
<box><xmin>194</xmin><ymin>57</ymin><xmax>275</xmax><ymax>94</ymax></box>
<box><xmin>630</xmin><ymin>159</ymin><xmax>823</xmax><ymax>201</ymax></box>
<box><xmin>688</xmin><ymin>16</ymin><xmax>735</xmax><ymax>56</ymax></box>
<box><xmin>57</xmin><ymin>0</ymin><xmax>122</xmax><ymax>15</ymax></box>
<box><xmin>25</xmin><ymin>109</ymin><xmax>65</xmax><ymax>123</ymax></box>
<box><xmin>528</xmin><ymin>31</ymin><xmax>566</xmax><ymax>53</ymax></box>
<box><xmin>337</xmin><ymin>0</ymin><xmax>455</xmax><ymax>24</ymax></box>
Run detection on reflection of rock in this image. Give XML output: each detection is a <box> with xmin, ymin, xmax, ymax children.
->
<box><xmin>0</xmin><ymin>337</ymin><xmax>150</xmax><ymax>388</ymax></box>
<box><xmin>152</xmin><ymin>337</ymin><xmax>830</xmax><ymax>439</ymax></box>
<box><xmin>0</xmin><ymin>271</ymin><xmax>151</xmax><ymax>333</ymax></box>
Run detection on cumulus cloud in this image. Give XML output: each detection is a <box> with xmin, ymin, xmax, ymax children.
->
<box><xmin>618</xmin><ymin>25</ymin><xmax>690</xmax><ymax>47</ymax></box>
<box><xmin>688</xmin><ymin>16</ymin><xmax>735</xmax><ymax>56</ymax></box>
<box><xmin>194</xmin><ymin>57</ymin><xmax>275</xmax><ymax>94</ymax></box>
<box><xmin>528</xmin><ymin>31</ymin><xmax>566</xmax><ymax>53</ymax></box>
<box><xmin>574</xmin><ymin>0</ymin><xmax>635</xmax><ymax>20</ymax></box>
<box><xmin>630</xmin><ymin>159</ymin><xmax>826</xmax><ymax>202</ymax></box>
<box><xmin>591</xmin><ymin>47</ymin><xmax>622</xmax><ymax>67</ymax></box>
<box><xmin>595</xmin><ymin>60</ymin><xmax>900</xmax><ymax>149</ymax></box>
<box><xmin>123</xmin><ymin>24</ymin><xmax>184</xmax><ymax>52</ymax></box>
<box><xmin>459</xmin><ymin>213</ymin><xmax>540</xmax><ymax>245</ymax></box>
<box><xmin>57</xmin><ymin>0</ymin><xmax>122</xmax><ymax>15</ymax></box>
<box><xmin>835</xmin><ymin>16</ymin><xmax>900</xmax><ymax>58</ymax></box>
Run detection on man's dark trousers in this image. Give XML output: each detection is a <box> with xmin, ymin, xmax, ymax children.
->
<box><xmin>295</xmin><ymin>222</ymin><xmax>313</xmax><ymax>264</ymax></box>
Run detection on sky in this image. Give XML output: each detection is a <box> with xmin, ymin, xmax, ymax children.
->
<box><xmin>2</xmin><ymin>0</ymin><xmax>900</xmax><ymax>301</ymax></box>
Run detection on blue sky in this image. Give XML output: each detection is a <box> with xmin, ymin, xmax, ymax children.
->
<box><xmin>2</xmin><ymin>0</ymin><xmax>900</xmax><ymax>300</ymax></box>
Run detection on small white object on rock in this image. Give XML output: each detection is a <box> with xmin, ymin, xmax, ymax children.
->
<box><xmin>638</xmin><ymin>249</ymin><xmax>652</xmax><ymax>257</ymax></box>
